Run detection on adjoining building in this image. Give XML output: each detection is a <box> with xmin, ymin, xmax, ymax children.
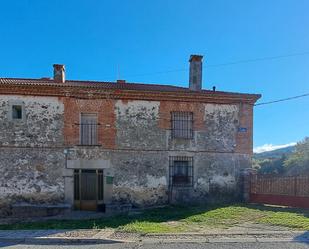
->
<box><xmin>0</xmin><ymin>55</ymin><xmax>260</xmax><ymax>216</ymax></box>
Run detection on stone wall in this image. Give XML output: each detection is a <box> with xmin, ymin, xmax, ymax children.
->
<box><xmin>115</xmin><ymin>100</ymin><xmax>166</xmax><ymax>150</ymax></box>
<box><xmin>0</xmin><ymin>95</ymin><xmax>65</xmax><ymax>216</ymax></box>
<box><xmin>65</xmin><ymin>149</ymin><xmax>251</xmax><ymax>207</ymax></box>
<box><xmin>0</xmin><ymin>95</ymin><xmax>254</xmax><ymax>213</ymax></box>
<box><xmin>110</xmin><ymin>151</ymin><xmax>251</xmax><ymax>206</ymax></box>
<box><xmin>65</xmin><ymin>99</ymin><xmax>253</xmax><ymax>207</ymax></box>
<box><xmin>0</xmin><ymin>95</ymin><xmax>64</xmax><ymax>147</ymax></box>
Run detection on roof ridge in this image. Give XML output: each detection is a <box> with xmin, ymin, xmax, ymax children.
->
<box><xmin>67</xmin><ymin>79</ymin><xmax>188</xmax><ymax>89</ymax></box>
<box><xmin>0</xmin><ymin>77</ymin><xmax>52</xmax><ymax>81</ymax></box>
<box><xmin>0</xmin><ymin>77</ymin><xmax>187</xmax><ymax>89</ymax></box>
<box><xmin>0</xmin><ymin>77</ymin><xmax>261</xmax><ymax>99</ymax></box>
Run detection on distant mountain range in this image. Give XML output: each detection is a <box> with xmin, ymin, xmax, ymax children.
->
<box><xmin>253</xmin><ymin>145</ymin><xmax>295</xmax><ymax>160</ymax></box>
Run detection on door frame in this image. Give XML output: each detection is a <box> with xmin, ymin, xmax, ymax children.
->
<box><xmin>73</xmin><ymin>169</ymin><xmax>104</xmax><ymax>211</ymax></box>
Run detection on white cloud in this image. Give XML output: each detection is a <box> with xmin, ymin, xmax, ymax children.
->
<box><xmin>254</xmin><ymin>142</ymin><xmax>297</xmax><ymax>154</ymax></box>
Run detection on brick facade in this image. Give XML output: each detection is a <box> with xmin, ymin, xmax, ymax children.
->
<box><xmin>63</xmin><ymin>97</ymin><xmax>117</xmax><ymax>149</ymax></box>
<box><xmin>235</xmin><ymin>103</ymin><xmax>253</xmax><ymax>154</ymax></box>
<box><xmin>61</xmin><ymin>98</ymin><xmax>254</xmax><ymax>155</ymax></box>
<box><xmin>158</xmin><ymin>101</ymin><xmax>205</xmax><ymax>131</ymax></box>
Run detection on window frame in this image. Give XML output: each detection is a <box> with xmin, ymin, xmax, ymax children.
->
<box><xmin>169</xmin><ymin>156</ymin><xmax>193</xmax><ymax>187</ymax></box>
<box><xmin>8</xmin><ymin>100</ymin><xmax>25</xmax><ymax>122</ymax></box>
<box><xmin>74</xmin><ymin>169</ymin><xmax>104</xmax><ymax>202</ymax></box>
<box><xmin>12</xmin><ymin>105</ymin><xmax>23</xmax><ymax>120</ymax></box>
<box><xmin>171</xmin><ymin>111</ymin><xmax>194</xmax><ymax>139</ymax></box>
<box><xmin>79</xmin><ymin>113</ymin><xmax>99</xmax><ymax>146</ymax></box>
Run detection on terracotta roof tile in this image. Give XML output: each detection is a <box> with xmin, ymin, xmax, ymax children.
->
<box><xmin>0</xmin><ymin>77</ymin><xmax>261</xmax><ymax>99</ymax></box>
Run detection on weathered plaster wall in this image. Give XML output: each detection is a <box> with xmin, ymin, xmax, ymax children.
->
<box><xmin>67</xmin><ymin>148</ymin><xmax>251</xmax><ymax>207</ymax></box>
<box><xmin>0</xmin><ymin>148</ymin><xmax>64</xmax><ymax>211</ymax></box>
<box><xmin>172</xmin><ymin>152</ymin><xmax>251</xmax><ymax>203</ymax></box>
<box><xmin>0</xmin><ymin>95</ymin><xmax>65</xmax><ymax>216</ymax></box>
<box><xmin>158</xmin><ymin>101</ymin><xmax>242</xmax><ymax>152</ymax></box>
<box><xmin>0</xmin><ymin>95</ymin><xmax>64</xmax><ymax>147</ymax></box>
<box><xmin>197</xmin><ymin>104</ymin><xmax>239</xmax><ymax>151</ymax></box>
<box><xmin>115</xmin><ymin>100</ymin><xmax>166</xmax><ymax>149</ymax></box>
<box><xmin>110</xmin><ymin>151</ymin><xmax>169</xmax><ymax>207</ymax></box>
<box><xmin>65</xmin><ymin>148</ymin><xmax>168</xmax><ymax>207</ymax></box>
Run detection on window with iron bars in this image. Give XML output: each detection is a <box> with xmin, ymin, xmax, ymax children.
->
<box><xmin>169</xmin><ymin>156</ymin><xmax>193</xmax><ymax>187</ymax></box>
<box><xmin>171</xmin><ymin>112</ymin><xmax>193</xmax><ymax>139</ymax></box>
<box><xmin>79</xmin><ymin>113</ymin><xmax>99</xmax><ymax>145</ymax></box>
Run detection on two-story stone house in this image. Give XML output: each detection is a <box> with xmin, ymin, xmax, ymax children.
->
<box><xmin>0</xmin><ymin>55</ymin><xmax>260</xmax><ymax>216</ymax></box>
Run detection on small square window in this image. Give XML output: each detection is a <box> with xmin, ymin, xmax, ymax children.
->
<box><xmin>12</xmin><ymin>105</ymin><xmax>22</xmax><ymax>120</ymax></box>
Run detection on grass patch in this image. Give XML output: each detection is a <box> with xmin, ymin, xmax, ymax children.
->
<box><xmin>121</xmin><ymin>221</ymin><xmax>184</xmax><ymax>234</ymax></box>
<box><xmin>258</xmin><ymin>211</ymin><xmax>309</xmax><ymax>230</ymax></box>
<box><xmin>0</xmin><ymin>204</ymin><xmax>308</xmax><ymax>233</ymax></box>
<box><xmin>183</xmin><ymin>205</ymin><xmax>265</xmax><ymax>228</ymax></box>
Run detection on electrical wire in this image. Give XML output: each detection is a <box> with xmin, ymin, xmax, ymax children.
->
<box><xmin>121</xmin><ymin>51</ymin><xmax>309</xmax><ymax>78</ymax></box>
<box><xmin>206</xmin><ymin>51</ymin><xmax>309</xmax><ymax>68</ymax></box>
<box><xmin>255</xmin><ymin>93</ymin><xmax>309</xmax><ymax>106</ymax></box>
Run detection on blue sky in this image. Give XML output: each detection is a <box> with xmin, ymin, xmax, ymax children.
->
<box><xmin>0</xmin><ymin>0</ymin><xmax>308</xmax><ymax>149</ymax></box>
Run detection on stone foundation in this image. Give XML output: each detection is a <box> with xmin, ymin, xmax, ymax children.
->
<box><xmin>11</xmin><ymin>203</ymin><xmax>71</xmax><ymax>218</ymax></box>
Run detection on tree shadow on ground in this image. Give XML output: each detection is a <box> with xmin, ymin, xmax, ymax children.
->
<box><xmin>245</xmin><ymin>203</ymin><xmax>309</xmax><ymax>218</ymax></box>
<box><xmin>0</xmin><ymin>203</ymin><xmax>236</xmax><ymax>230</ymax></box>
<box><xmin>0</xmin><ymin>202</ymin><xmax>308</xmax><ymax>230</ymax></box>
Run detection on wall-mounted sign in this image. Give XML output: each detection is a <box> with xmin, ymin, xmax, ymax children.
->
<box><xmin>106</xmin><ymin>176</ymin><xmax>114</xmax><ymax>185</ymax></box>
<box><xmin>238</xmin><ymin>127</ymin><xmax>247</xmax><ymax>132</ymax></box>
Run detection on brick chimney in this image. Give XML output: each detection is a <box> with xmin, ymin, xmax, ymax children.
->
<box><xmin>53</xmin><ymin>64</ymin><xmax>65</xmax><ymax>83</ymax></box>
<box><xmin>189</xmin><ymin>55</ymin><xmax>203</xmax><ymax>91</ymax></box>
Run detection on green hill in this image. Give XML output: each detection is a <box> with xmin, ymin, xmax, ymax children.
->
<box><xmin>254</xmin><ymin>145</ymin><xmax>295</xmax><ymax>160</ymax></box>
<box><xmin>253</xmin><ymin>138</ymin><xmax>309</xmax><ymax>175</ymax></box>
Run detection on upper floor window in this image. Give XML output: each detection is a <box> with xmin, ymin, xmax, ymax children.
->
<box><xmin>12</xmin><ymin>105</ymin><xmax>23</xmax><ymax>120</ymax></box>
<box><xmin>9</xmin><ymin>101</ymin><xmax>25</xmax><ymax>122</ymax></box>
<box><xmin>171</xmin><ymin>112</ymin><xmax>193</xmax><ymax>139</ymax></box>
<box><xmin>80</xmin><ymin>113</ymin><xmax>98</xmax><ymax>145</ymax></box>
<box><xmin>169</xmin><ymin>156</ymin><xmax>193</xmax><ymax>187</ymax></box>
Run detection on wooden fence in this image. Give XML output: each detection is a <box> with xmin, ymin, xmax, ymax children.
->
<box><xmin>250</xmin><ymin>174</ymin><xmax>309</xmax><ymax>208</ymax></box>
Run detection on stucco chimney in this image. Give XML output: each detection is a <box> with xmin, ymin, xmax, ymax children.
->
<box><xmin>53</xmin><ymin>64</ymin><xmax>65</xmax><ymax>83</ymax></box>
<box><xmin>189</xmin><ymin>55</ymin><xmax>203</xmax><ymax>91</ymax></box>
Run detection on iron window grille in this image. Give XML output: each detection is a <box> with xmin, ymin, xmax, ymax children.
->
<box><xmin>79</xmin><ymin>113</ymin><xmax>99</xmax><ymax>145</ymax></box>
<box><xmin>171</xmin><ymin>112</ymin><xmax>193</xmax><ymax>139</ymax></box>
<box><xmin>169</xmin><ymin>156</ymin><xmax>193</xmax><ymax>187</ymax></box>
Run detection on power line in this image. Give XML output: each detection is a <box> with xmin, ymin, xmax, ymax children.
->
<box><xmin>255</xmin><ymin>93</ymin><xmax>309</xmax><ymax>106</ymax></box>
<box><xmin>206</xmin><ymin>51</ymin><xmax>309</xmax><ymax>68</ymax></box>
<box><xmin>120</xmin><ymin>51</ymin><xmax>309</xmax><ymax>79</ymax></box>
